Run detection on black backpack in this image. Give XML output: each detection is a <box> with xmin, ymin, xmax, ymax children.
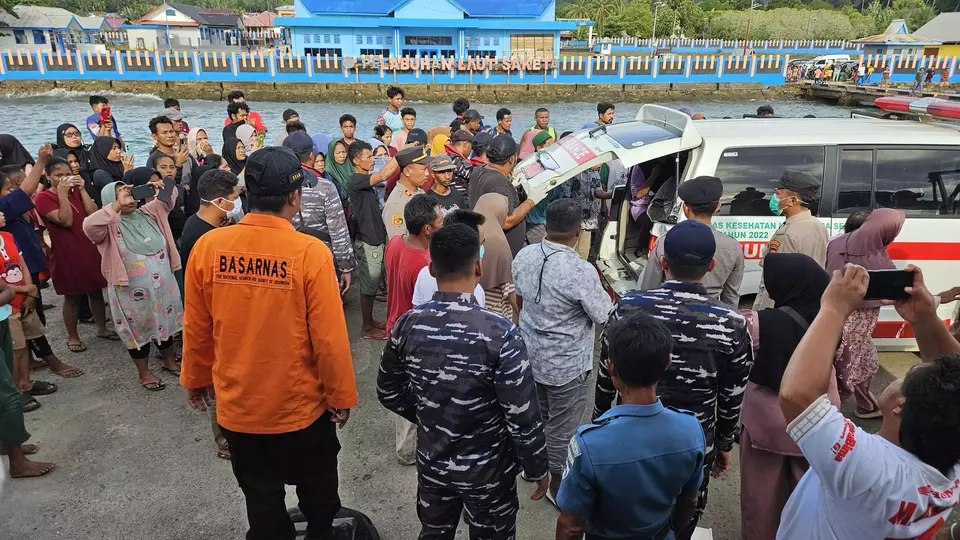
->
<box><xmin>288</xmin><ymin>506</ymin><xmax>381</xmax><ymax>540</ymax></box>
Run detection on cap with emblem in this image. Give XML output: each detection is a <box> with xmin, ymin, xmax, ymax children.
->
<box><xmin>162</xmin><ymin>107</ymin><xmax>183</xmax><ymax>121</ymax></box>
<box><xmin>463</xmin><ymin>109</ymin><xmax>483</xmax><ymax>122</ymax></box>
<box><xmin>396</xmin><ymin>145</ymin><xmax>428</xmax><ymax>169</ymax></box>
<box><xmin>450</xmin><ymin>130</ymin><xmax>474</xmax><ymax>143</ymax></box>
<box><xmin>678</xmin><ymin>176</ymin><xmax>723</xmax><ymax>205</ymax></box>
<box><xmin>663</xmin><ymin>220</ymin><xmax>716</xmax><ymax>267</ymax></box>
<box><xmin>282</xmin><ymin>108</ymin><xmax>299</xmax><ymax>121</ymax></box>
<box><xmin>282</xmin><ymin>131</ymin><xmax>314</xmax><ymax>154</ymax></box>
<box><xmin>486</xmin><ymin>135</ymin><xmax>518</xmax><ymax>165</ymax></box>
<box><xmin>430</xmin><ymin>154</ymin><xmax>455</xmax><ymax>172</ymax></box>
<box><xmin>778</xmin><ymin>169</ymin><xmax>821</xmax><ymax>203</ymax></box>
<box><xmin>532</xmin><ymin>130</ymin><xmax>554</xmax><ymax>149</ymax></box>
<box><xmin>244</xmin><ymin>146</ymin><xmax>305</xmax><ymax>196</ymax></box>
<box><xmin>472</xmin><ymin>132</ymin><xmax>492</xmax><ymax>154</ymax></box>
<box><xmin>407</xmin><ymin>128</ymin><xmax>428</xmax><ymax>147</ymax></box>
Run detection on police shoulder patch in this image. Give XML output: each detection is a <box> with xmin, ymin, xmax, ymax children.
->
<box><xmin>392</xmin><ymin>214</ymin><xmax>404</xmax><ymax>227</ymax></box>
<box><xmin>767</xmin><ymin>239</ymin><xmax>781</xmax><ymax>253</ymax></box>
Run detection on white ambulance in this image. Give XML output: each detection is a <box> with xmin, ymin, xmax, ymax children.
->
<box><xmin>512</xmin><ymin>105</ymin><xmax>960</xmax><ymax>350</ymax></box>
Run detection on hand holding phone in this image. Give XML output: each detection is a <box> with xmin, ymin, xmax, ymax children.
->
<box><xmin>99</xmin><ymin>104</ymin><xmax>111</xmax><ymax>126</ymax></box>
<box><xmin>880</xmin><ymin>265</ymin><xmax>938</xmax><ymax>325</ymax></box>
<box><xmin>865</xmin><ymin>269</ymin><xmax>914</xmax><ymax>301</ymax></box>
<box><xmin>130</xmin><ymin>183</ymin><xmax>156</xmax><ymax>201</ymax></box>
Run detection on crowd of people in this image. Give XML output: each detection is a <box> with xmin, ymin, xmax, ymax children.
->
<box><xmin>787</xmin><ymin>60</ymin><xmax>952</xmax><ymax>92</ymax></box>
<box><xmin>1</xmin><ymin>85</ymin><xmax>959</xmax><ymax>540</ymax></box>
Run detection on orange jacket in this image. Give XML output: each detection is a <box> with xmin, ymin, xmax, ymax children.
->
<box><xmin>180</xmin><ymin>213</ymin><xmax>357</xmax><ymax>434</ymax></box>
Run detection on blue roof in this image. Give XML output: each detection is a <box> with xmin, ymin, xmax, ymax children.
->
<box><xmin>277</xmin><ymin>15</ymin><xmax>575</xmax><ymax>29</ymax></box>
<box><xmin>300</xmin><ymin>0</ymin><xmax>550</xmax><ymax>17</ymax></box>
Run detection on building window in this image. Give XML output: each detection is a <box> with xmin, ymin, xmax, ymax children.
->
<box><xmin>32</xmin><ymin>30</ymin><xmax>47</xmax><ymax>44</ymax></box>
<box><xmin>473</xmin><ymin>49</ymin><xmax>497</xmax><ymax>58</ymax></box>
<box><xmin>165</xmin><ymin>8</ymin><xmax>176</xmax><ymax>16</ymax></box>
<box><xmin>313</xmin><ymin>47</ymin><xmax>343</xmax><ymax>57</ymax></box>
<box><xmin>13</xmin><ymin>29</ymin><xmax>26</xmax><ymax>44</ymax></box>
<box><xmin>357</xmin><ymin>34</ymin><xmax>363</xmax><ymax>44</ymax></box>
<box><xmin>714</xmin><ymin>146</ymin><xmax>826</xmax><ymax>216</ymax></box>
<box><xmin>493</xmin><ymin>37</ymin><xmax>499</xmax><ymax>46</ymax></box>
<box><xmin>360</xmin><ymin>48</ymin><xmax>391</xmax><ymax>56</ymax></box>
<box><xmin>386</xmin><ymin>35</ymin><xmax>393</xmax><ymax>45</ymax></box>
<box><xmin>401</xmin><ymin>48</ymin><xmax>417</xmax><ymax>57</ymax></box>
<box><xmin>324</xmin><ymin>34</ymin><xmax>330</xmax><ymax>44</ymax></box>
<box><xmin>893</xmin><ymin>48</ymin><xmax>902</xmax><ymax>54</ymax></box>
<box><xmin>404</xmin><ymin>36</ymin><xmax>452</xmax><ymax>46</ymax></box>
<box><xmin>366</xmin><ymin>35</ymin><xmax>373</xmax><ymax>44</ymax></box>
<box><xmin>334</xmin><ymin>34</ymin><xmax>340</xmax><ymax>44</ymax></box>
<box><xmin>304</xmin><ymin>34</ymin><xmax>311</xmax><ymax>44</ymax></box>
<box><xmin>484</xmin><ymin>37</ymin><xmax>491</xmax><ymax>47</ymax></box>
<box><xmin>376</xmin><ymin>35</ymin><xmax>383</xmax><ymax>45</ymax></box>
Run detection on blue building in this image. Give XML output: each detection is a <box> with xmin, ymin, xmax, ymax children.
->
<box><xmin>277</xmin><ymin>0</ymin><xmax>578</xmax><ymax>60</ymax></box>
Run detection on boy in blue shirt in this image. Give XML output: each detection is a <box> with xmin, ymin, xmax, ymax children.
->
<box><xmin>557</xmin><ymin>310</ymin><xmax>705</xmax><ymax>540</ymax></box>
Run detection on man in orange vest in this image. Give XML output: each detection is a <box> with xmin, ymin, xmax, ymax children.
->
<box><xmin>181</xmin><ymin>146</ymin><xmax>357</xmax><ymax>540</ymax></box>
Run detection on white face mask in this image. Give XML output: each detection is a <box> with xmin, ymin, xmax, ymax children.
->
<box><xmin>203</xmin><ymin>196</ymin><xmax>244</xmax><ymax>222</ymax></box>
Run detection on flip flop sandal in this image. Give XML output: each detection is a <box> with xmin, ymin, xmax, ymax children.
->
<box><xmin>68</xmin><ymin>342</ymin><xmax>88</xmax><ymax>353</ymax></box>
<box><xmin>375</xmin><ymin>293</ymin><xmax>387</xmax><ymax>303</ymax></box>
<box><xmin>140</xmin><ymin>380</ymin><xmax>166</xmax><ymax>392</ymax></box>
<box><xmin>216</xmin><ymin>450</ymin><xmax>231</xmax><ymax>460</ymax></box>
<box><xmin>26</xmin><ymin>380</ymin><xmax>58</xmax><ymax>396</ymax></box>
<box><xmin>98</xmin><ymin>332</ymin><xmax>121</xmax><ymax>341</ymax></box>
<box><xmin>20</xmin><ymin>394</ymin><xmax>41</xmax><ymax>413</ymax></box>
<box><xmin>51</xmin><ymin>367</ymin><xmax>84</xmax><ymax>378</ymax></box>
<box><xmin>161</xmin><ymin>366</ymin><xmax>181</xmax><ymax>377</ymax></box>
<box><xmin>361</xmin><ymin>329</ymin><xmax>389</xmax><ymax>341</ymax></box>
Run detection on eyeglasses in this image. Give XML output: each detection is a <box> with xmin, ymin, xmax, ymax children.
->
<box><xmin>64</xmin><ymin>131</ymin><xmax>81</xmax><ymax>137</ymax></box>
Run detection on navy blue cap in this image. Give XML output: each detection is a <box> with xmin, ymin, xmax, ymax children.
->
<box><xmin>663</xmin><ymin>220</ymin><xmax>716</xmax><ymax>266</ymax></box>
<box><xmin>282</xmin><ymin>132</ymin><xmax>314</xmax><ymax>154</ymax></box>
<box><xmin>244</xmin><ymin>146</ymin><xmax>304</xmax><ymax>197</ymax></box>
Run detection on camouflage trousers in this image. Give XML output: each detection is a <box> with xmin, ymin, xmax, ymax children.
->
<box><xmin>417</xmin><ymin>473</ymin><xmax>518</xmax><ymax>540</ymax></box>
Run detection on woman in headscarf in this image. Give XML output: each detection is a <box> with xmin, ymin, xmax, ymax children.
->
<box><xmin>55</xmin><ymin>123</ymin><xmax>91</xmax><ymax>177</ymax></box>
<box><xmin>83</xmin><ymin>170</ymin><xmax>182</xmax><ymax>391</ymax></box>
<box><xmin>34</xmin><ymin>157</ymin><xmax>116</xmax><ymax>353</ymax></box>
<box><xmin>474</xmin><ymin>193</ymin><xmax>518</xmax><ymax>324</ymax></box>
<box><xmin>826</xmin><ymin>208</ymin><xmax>906</xmax><ymax>418</ymax></box>
<box><xmin>52</xmin><ymin>148</ymin><xmax>84</xmax><ymax>179</ymax></box>
<box><xmin>221</xmin><ymin>138</ymin><xmax>246</xmax><ymax>176</ymax></box>
<box><xmin>0</xmin><ymin>135</ymin><xmax>36</xmax><ymax>172</ymax></box>
<box><xmin>739</xmin><ymin>252</ymin><xmax>841</xmax><ymax>540</ymax></box>
<box><xmin>186</xmin><ymin>128</ymin><xmax>213</xmax><ymax>163</ymax></box>
<box><xmin>236</xmin><ymin>125</ymin><xmax>259</xmax><ymax>156</ymax></box>
<box><xmin>325</xmin><ymin>140</ymin><xmax>353</xmax><ymax>208</ymax></box>
<box><xmin>88</xmin><ymin>136</ymin><xmax>130</xmax><ymax>206</ymax></box>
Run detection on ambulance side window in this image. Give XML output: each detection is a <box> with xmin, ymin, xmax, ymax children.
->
<box><xmin>714</xmin><ymin>145</ymin><xmax>826</xmax><ymax>216</ymax></box>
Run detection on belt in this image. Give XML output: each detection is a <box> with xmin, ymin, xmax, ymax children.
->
<box><xmin>585</xmin><ymin>518</ymin><xmax>672</xmax><ymax>540</ymax></box>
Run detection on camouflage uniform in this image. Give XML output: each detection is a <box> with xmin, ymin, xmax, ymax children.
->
<box><xmin>292</xmin><ymin>168</ymin><xmax>356</xmax><ymax>274</ymax></box>
<box><xmin>378</xmin><ymin>292</ymin><xmax>549</xmax><ymax>540</ymax></box>
<box><xmin>593</xmin><ymin>281</ymin><xmax>753</xmax><ymax>536</ymax></box>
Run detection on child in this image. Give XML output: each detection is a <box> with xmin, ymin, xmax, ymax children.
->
<box><xmin>391</xmin><ymin>107</ymin><xmax>417</xmax><ymax>150</ymax></box>
<box><xmin>373</xmin><ymin>125</ymin><xmax>396</xmax><ymax>157</ymax></box>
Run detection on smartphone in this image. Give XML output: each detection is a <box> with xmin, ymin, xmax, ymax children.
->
<box><xmin>157</xmin><ymin>180</ymin><xmax>173</xmax><ymax>204</ymax></box>
<box><xmin>100</xmin><ymin>104</ymin><xmax>111</xmax><ymax>126</ymax></box>
<box><xmin>865</xmin><ymin>269</ymin><xmax>913</xmax><ymax>301</ymax></box>
<box><xmin>130</xmin><ymin>184</ymin><xmax>156</xmax><ymax>201</ymax></box>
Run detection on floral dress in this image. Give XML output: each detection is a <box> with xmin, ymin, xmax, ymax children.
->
<box><xmin>107</xmin><ymin>236</ymin><xmax>183</xmax><ymax>351</ymax></box>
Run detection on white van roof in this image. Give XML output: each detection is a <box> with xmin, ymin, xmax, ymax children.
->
<box><xmin>692</xmin><ymin>117</ymin><xmax>960</xmax><ymax>147</ymax></box>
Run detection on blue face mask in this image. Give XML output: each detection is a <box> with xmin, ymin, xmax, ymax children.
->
<box><xmin>479</xmin><ymin>245</ymin><xmax>485</xmax><ymax>260</ymax></box>
<box><xmin>769</xmin><ymin>192</ymin><xmax>783</xmax><ymax>216</ymax></box>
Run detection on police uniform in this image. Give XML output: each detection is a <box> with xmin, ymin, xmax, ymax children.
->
<box><xmin>594</xmin><ymin>221</ymin><xmax>754</xmax><ymax>536</ymax></box>
<box><xmin>637</xmin><ymin>176</ymin><xmax>745</xmax><ymax>308</ymax></box>
<box><xmin>181</xmin><ymin>147</ymin><xmax>357</xmax><ymax>540</ymax></box>
<box><xmin>753</xmin><ymin>170</ymin><xmax>829</xmax><ymax>311</ymax></box>
<box><xmin>382</xmin><ymin>146</ymin><xmax>429</xmax><ymax>238</ymax></box>
<box><xmin>558</xmin><ymin>403</ymin><xmax>706</xmax><ymax>540</ymax></box>
<box><xmin>378</xmin><ymin>292</ymin><xmax>548</xmax><ymax>540</ymax></box>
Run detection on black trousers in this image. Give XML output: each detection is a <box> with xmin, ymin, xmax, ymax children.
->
<box><xmin>220</xmin><ymin>413</ymin><xmax>342</xmax><ymax>540</ymax></box>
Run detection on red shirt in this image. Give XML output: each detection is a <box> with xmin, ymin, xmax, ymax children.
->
<box><xmin>223</xmin><ymin>111</ymin><xmax>267</xmax><ymax>132</ymax></box>
<box><xmin>0</xmin><ymin>232</ymin><xmax>27</xmax><ymax>313</ymax></box>
<box><xmin>384</xmin><ymin>235</ymin><xmax>431</xmax><ymax>333</ymax></box>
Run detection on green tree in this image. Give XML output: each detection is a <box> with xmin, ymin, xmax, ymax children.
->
<box><xmin>605</xmin><ymin>0</ymin><xmax>654</xmax><ymax>37</ymax></box>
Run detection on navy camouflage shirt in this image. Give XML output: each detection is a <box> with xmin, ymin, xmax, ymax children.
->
<box><xmin>378</xmin><ymin>291</ymin><xmax>549</xmax><ymax>485</ymax></box>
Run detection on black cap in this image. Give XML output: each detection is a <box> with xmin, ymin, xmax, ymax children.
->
<box><xmin>282</xmin><ymin>132</ymin><xmax>313</xmax><ymax>154</ymax></box>
<box><xmin>678</xmin><ymin>176</ymin><xmax>723</xmax><ymax>205</ymax></box>
<box><xmin>283</xmin><ymin>108</ymin><xmax>299</xmax><ymax>121</ymax></box>
<box><xmin>486</xmin><ymin>136</ymin><xmax>518</xmax><ymax>165</ymax></box>
<box><xmin>407</xmin><ymin>128</ymin><xmax>428</xmax><ymax>146</ymax></box>
<box><xmin>396</xmin><ymin>146</ymin><xmax>428</xmax><ymax>169</ymax></box>
<box><xmin>450</xmin><ymin>129</ymin><xmax>474</xmax><ymax>143</ymax></box>
<box><xmin>463</xmin><ymin>109</ymin><xmax>483</xmax><ymax>122</ymax></box>
<box><xmin>757</xmin><ymin>104</ymin><xmax>774</xmax><ymax>116</ymax></box>
<box><xmin>778</xmin><ymin>170</ymin><xmax>821</xmax><ymax>203</ymax></box>
<box><xmin>244</xmin><ymin>146</ymin><xmax>305</xmax><ymax>197</ymax></box>
<box><xmin>663</xmin><ymin>220</ymin><xmax>716</xmax><ymax>266</ymax></box>
<box><xmin>472</xmin><ymin>132</ymin><xmax>493</xmax><ymax>153</ymax></box>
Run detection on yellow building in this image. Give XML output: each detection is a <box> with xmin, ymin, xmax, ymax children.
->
<box><xmin>916</xmin><ymin>14</ymin><xmax>960</xmax><ymax>56</ymax></box>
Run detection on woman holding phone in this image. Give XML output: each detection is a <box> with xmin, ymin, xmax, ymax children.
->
<box><xmin>88</xmin><ymin>136</ymin><xmax>133</xmax><ymax>207</ymax></box>
<box><xmin>34</xmin><ymin>157</ymin><xmax>117</xmax><ymax>353</ymax></box>
<box><xmin>83</xmin><ymin>169</ymin><xmax>182</xmax><ymax>391</ymax></box>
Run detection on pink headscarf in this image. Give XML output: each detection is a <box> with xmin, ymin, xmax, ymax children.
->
<box><xmin>826</xmin><ymin>208</ymin><xmax>906</xmax><ymax>273</ymax></box>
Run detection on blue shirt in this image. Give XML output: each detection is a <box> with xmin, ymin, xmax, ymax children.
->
<box><xmin>557</xmin><ymin>402</ymin><xmax>705</xmax><ymax>539</ymax></box>
<box><xmin>86</xmin><ymin>112</ymin><xmax>122</xmax><ymax>141</ymax></box>
<box><xmin>0</xmin><ymin>190</ymin><xmax>46</xmax><ymax>273</ymax></box>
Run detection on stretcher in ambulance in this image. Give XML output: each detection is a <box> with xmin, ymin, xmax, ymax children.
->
<box><xmin>512</xmin><ymin>105</ymin><xmax>960</xmax><ymax>350</ymax></box>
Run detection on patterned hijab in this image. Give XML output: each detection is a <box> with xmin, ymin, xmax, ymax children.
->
<box><xmin>101</xmin><ymin>172</ymin><xmax>165</xmax><ymax>256</ymax></box>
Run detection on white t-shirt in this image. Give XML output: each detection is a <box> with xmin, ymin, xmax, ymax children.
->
<box><xmin>777</xmin><ymin>395</ymin><xmax>960</xmax><ymax>540</ymax></box>
<box><xmin>412</xmin><ymin>267</ymin><xmax>485</xmax><ymax>307</ymax></box>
